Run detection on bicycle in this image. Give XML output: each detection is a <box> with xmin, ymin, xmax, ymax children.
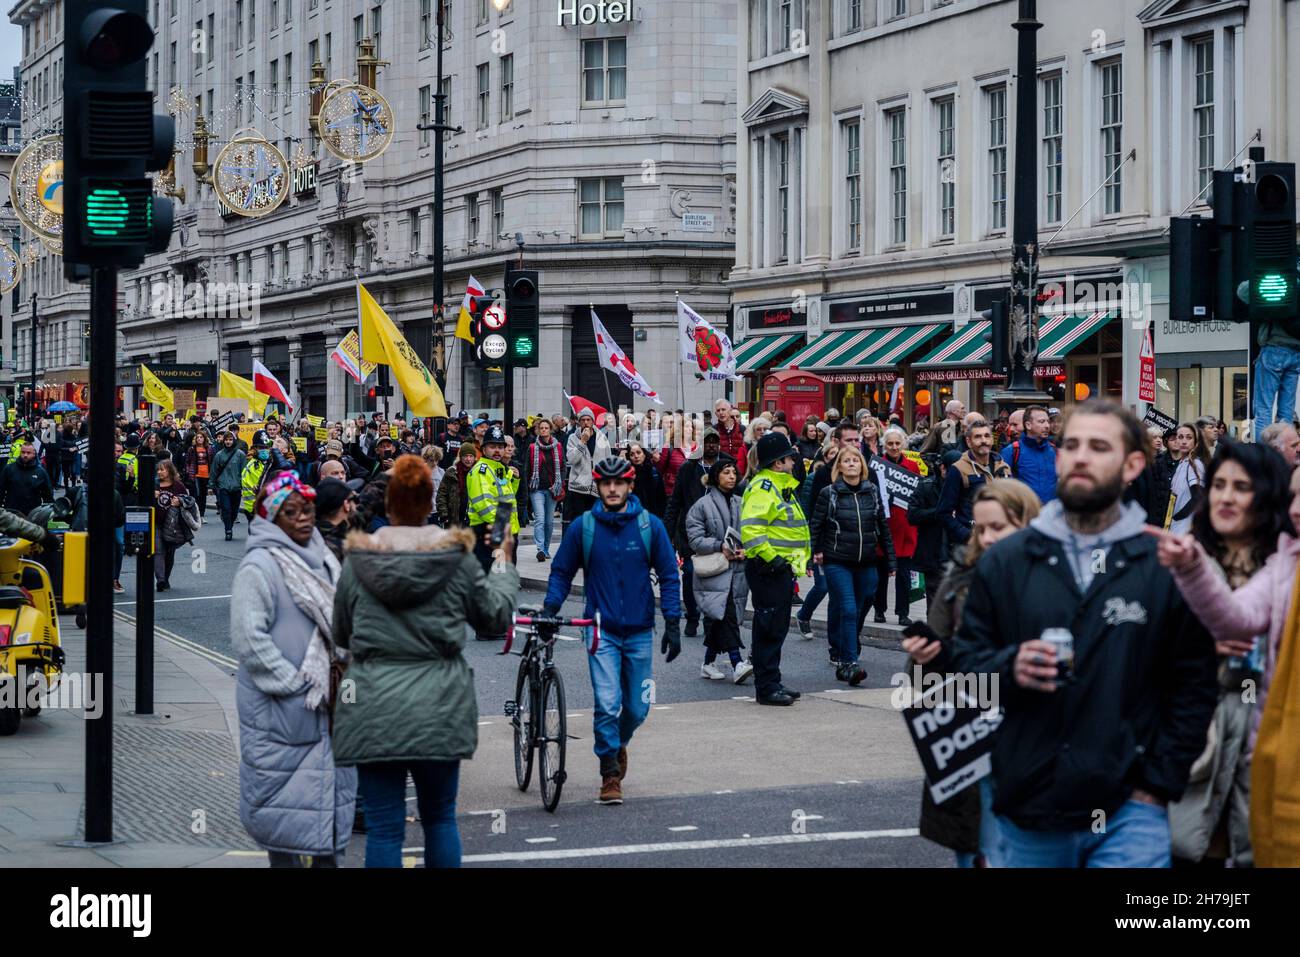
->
<box><xmin>502</xmin><ymin>606</ymin><xmax>601</xmax><ymax>812</ymax></box>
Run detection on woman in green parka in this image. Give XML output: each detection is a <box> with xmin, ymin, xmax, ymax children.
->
<box><xmin>331</xmin><ymin>454</ymin><xmax>519</xmax><ymax>868</ymax></box>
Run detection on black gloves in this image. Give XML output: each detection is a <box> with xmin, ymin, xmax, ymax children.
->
<box><xmin>541</xmin><ymin>605</ymin><xmax>561</xmax><ymax>620</ymax></box>
<box><xmin>902</xmin><ymin>621</ymin><xmax>941</xmax><ymax>643</ymax></box>
<box><xmin>661</xmin><ymin>618</ymin><xmax>682</xmax><ymax>662</ymax></box>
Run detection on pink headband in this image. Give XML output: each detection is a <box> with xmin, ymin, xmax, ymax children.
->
<box><xmin>258</xmin><ymin>473</ymin><xmax>315</xmax><ymax>522</ymax></box>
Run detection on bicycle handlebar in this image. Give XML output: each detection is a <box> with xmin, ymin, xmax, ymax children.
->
<box><xmin>501</xmin><ymin>609</ymin><xmax>602</xmax><ymax>656</ymax></box>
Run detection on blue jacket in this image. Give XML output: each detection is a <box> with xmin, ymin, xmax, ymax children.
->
<box><xmin>1001</xmin><ymin>435</ymin><xmax>1057</xmax><ymax>504</ymax></box>
<box><xmin>544</xmin><ymin>494</ymin><xmax>682</xmax><ymax>636</ymax></box>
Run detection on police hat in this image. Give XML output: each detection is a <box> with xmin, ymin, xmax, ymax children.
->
<box><xmin>755</xmin><ymin>432</ymin><xmax>797</xmax><ymax>470</ymax></box>
<box><xmin>252</xmin><ymin>429</ymin><xmax>271</xmax><ymax>448</ymax></box>
<box><xmin>482</xmin><ymin>425</ymin><xmax>507</xmax><ymax>447</ymax></box>
<box><xmin>124</xmin><ymin>433</ymin><xmax>141</xmax><ymax>450</ymax></box>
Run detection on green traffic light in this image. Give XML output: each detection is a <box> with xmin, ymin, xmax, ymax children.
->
<box><xmin>86</xmin><ymin>187</ymin><xmax>129</xmax><ymax>236</ymax></box>
<box><xmin>513</xmin><ymin>336</ymin><xmax>535</xmax><ymax>358</ymax></box>
<box><xmin>1258</xmin><ymin>273</ymin><xmax>1290</xmax><ymax>304</ymax></box>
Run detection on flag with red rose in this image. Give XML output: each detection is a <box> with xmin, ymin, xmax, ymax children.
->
<box><xmin>592</xmin><ymin>309</ymin><xmax>665</xmax><ymax>405</ymax></box>
<box><xmin>677</xmin><ymin>297</ymin><xmax>740</xmax><ymax>381</ymax></box>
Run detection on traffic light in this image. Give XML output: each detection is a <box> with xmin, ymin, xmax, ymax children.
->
<box><xmin>367</xmin><ymin>385</ymin><xmax>394</xmax><ymax>400</ymax></box>
<box><xmin>506</xmin><ymin>268</ymin><xmax>540</xmax><ymax>367</ymax></box>
<box><xmin>1247</xmin><ymin>162</ymin><xmax>1297</xmax><ymax>325</ymax></box>
<box><xmin>63</xmin><ymin>0</ymin><xmax>175</xmax><ymax>275</ymax></box>
<box><xmin>981</xmin><ymin>299</ymin><xmax>1009</xmax><ymax>377</ymax></box>
<box><xmin>1170</xmin><ymin>215</ymin><xmax>1215</xmax><ymax>322</ymax></box>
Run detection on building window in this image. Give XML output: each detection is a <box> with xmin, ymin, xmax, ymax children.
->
<box><xmin>500</xmin><ymin>54</ymin><xmax>514</xmax><ymax>122</ymax></box>
<box><xmin>846</xmin><ymin>0</ymin><xmax>862</xmax><ymax>33</ymax></box>
<box><xmin>776</xmin><ymin>133</ymin><xmax>791</xmax><ymax>260</ymax></box>
<box><xmin>236</xmin><ymin>0</ymin><xmax>244</xmax><ymax>47</ymax></box>
<box><xmin>476</xmin><ymin>63</ymin><xmax>490</xmax><ymax>128</ymax></box>
<box><xmin>582</xmin><ymin>38</ymin><xmax>627</xmax><ymax>107</ymax></box>
<box><xmin>420</xmin><ymin>0</ymin><xmax>433</xmax><ymax>50</ymax></box>
<box><xmin>467</xmin><ymin>193</ymin><xmax>479</xmax><ymax>244</ymax></box>
<box><xmin>1042</xmin><ymin>74</ymin><xmax>1063</xmax><ymax>224</ymax></box>
<box><xmin>169</xmin><ymin>41</ymin><xmax>176</xmax><ymax>88</ymax></box>
<box><xmin>249</xmin><ymin>0</ymin><xmax>256</xmax><ymax>41</ymax></box>
<box><xmin>246</xmin><ymin>71</ymin><xmax>255</xmax><ymax>122</ymax></box>
<box><xmin>887</xmin><ymin>108</ymin><xmax>907</xmax><ymax>245</ymax></box>
<box><xmin>491</xmin><ymin>188</ymin><xmax>504</xmax><ymax>237</ymax></box>
<box><xmin>579</xmin><ymin>178</ymin><xmax>624</xmax><ymax>238</ymax></box>
<box><xmin>284</xmin><ymin>54</ymin><xmax>292</xmax><ymax>111</ymax></box>
<box><xmin>353</xmin><ymin>15</ymin><xmax>363</xmax><ymax>52</ymax></box>
<box><xmin>285</xmin><ymin>0</ymin><xmax>292</xmax><ymax>23</ymax></box>
<box><xmin>304</xmin><ymin>238</ymin><xmax>314</xmax><ymax>275</ymax></box>
<box><xmin>419</xmin><ymin>85</ymin><xmax>431</xmax><ymax>146</ymax></box>
<box><xmin>1193</xmin><ymin>36</ymin><xmax>1214</xmax><ymax>196</ymax></box>
<box><xmin>889</xmin><ymin>0</ymin><xmax>907</xmax><ymax>19</ymax></box>
<box><xmin>371</xmin><ymin>5</ymin><xmax>382</xmax><ymax>58</ymax></box>
<box><xmin>410</xmin><ymin>209</ymin><xmax>421</xmax><ymax>254</ymax></box>
<box><xmin>270</xmin><ymin>59</ymin><xmax>278</xmax><ymax>101</ymax></box>
<box><xmin>271</xmin><ymin>0</ymin><xmax>278</xmax><ymax>29</ymax></box>
<box><xmin>194</xmin><ymin>22</ymin><xmax>203</xmax><ymax>73</ymax></box>
<box><xmin>1100</xmin><ymin>59</ymin><xmax>1123</xmax><ymax>214</ymax></box>
<box><xmin>844</xmin><ymin>119</ymin><xmax>861</xmax><ymax>251</ymax></box>
<box><xmin>268</xmin><ymin>246</ymin><xmax>277</xmax><ymax>282</ymax></box>
<box><xmin>987</xmin><ymin>86</ymin><xmax>1007</xmax><ymax>231</ymax></box>
<box><xmin>937</xmin><ymin>96</ymin><xmax>955</xmax><ymax>238</ymax></box>
<box><xmin>308</xmin><ymin>38</ymin><xmax>319</xmax><ymax>69</ymax></box>
<box><xmin>478</xmin><ymin>0</ymin><xmax>488</xmax><ymax>25</ymax></box>
<box><xmin>207</xmin><ymin>15</ymin><xmax>214</xmax><ymax>62</ymax></box>
<box><xmin>325</xmin><ymin>33</ymin><xmax>332</xmax><ymax>78</ymax></box>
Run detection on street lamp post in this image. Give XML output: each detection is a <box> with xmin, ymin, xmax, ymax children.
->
<box><xmin>29</xmin><ymin>292</ymin><xmax>37</xmax><ymax>421</ymax></box>
<box><xmin>989</xmin><ymin>0</ymin><xmax>1052</xmax><ymax>405</ymax></box>
<box><xmin>419</xmin><ymin>1</ymin><xmax>463</xmax><ymax>402</ymax></box>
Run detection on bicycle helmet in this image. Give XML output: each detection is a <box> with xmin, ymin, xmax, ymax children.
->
<box><xmin>592</xmin><ymin>456</ymin><xmax>635</xmax><ymax>482</ymax></box>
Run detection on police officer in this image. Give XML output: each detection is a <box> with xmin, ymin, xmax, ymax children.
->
<box><xmin>240</xmin><ymin>430</ymin><xmax>273</xmax><ymax>526</ymax></box>
<box><xmin>740</xmin><ymin>431</ymin><xmax>812</xmax><ymax>706</ymax></box>
<box><xmin>466</xmin><ymin>425</ymin><xmax>521</xmax><ymax>574</ymax></box>
<box><xmin>117</xmin><ymin>433</ymin><xmax>141</xmax><ymax>507</ymax></box>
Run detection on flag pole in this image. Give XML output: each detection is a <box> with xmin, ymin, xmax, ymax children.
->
<box><xmin>675</xmin><ymin>291</ymin><xmax>685</xmax><ymax>415</ymax></box>
<box><xmin>592</xmin><ymin>303</ymin><xmax>617</xmax><ymax>434</ymax></box>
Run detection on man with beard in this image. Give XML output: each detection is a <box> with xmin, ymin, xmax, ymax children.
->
<box><xmin>950</xmin><ymin>399</ymin><xmax>1217</xmax><ymax>867</ymax></box>
<box><xmin>937</xmin><ymin>419</ymin><xmax>1009</xmax><ymax>562</ymax></box>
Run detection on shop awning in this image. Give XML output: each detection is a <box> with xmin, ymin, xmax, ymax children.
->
<box><xmin>733</xmin><ymin>333</ymin><xmax>805</xmax><ymax>373</ymax></box>
<box><xmin>782</xmin><ymin>324</ymin><xmax>946</xmax><ymax>371</ymax></box>
<box><xmin>915</xmin><ymin>311</ymin><xmax>1117</xmax><ymax>368</ymax></box>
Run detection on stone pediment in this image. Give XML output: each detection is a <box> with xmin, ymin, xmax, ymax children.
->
<box><xmin>742</xmin><ymin>88</ymin><xmax>809</xmax><ymax>128</ymax></box>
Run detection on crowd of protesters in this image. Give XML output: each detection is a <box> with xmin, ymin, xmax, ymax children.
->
<box><xmin>36</xmin><ymin>392</ymin><xmax>1289</xmax><ymax>870</ymax></box>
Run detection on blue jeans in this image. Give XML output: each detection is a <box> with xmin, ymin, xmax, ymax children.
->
<box><xmin>357</xmin><ymin>760</ymin><xmax>461</xmax><ymax>868</ymax></box>
<box><xmin>956</xmin><ymin>777</ymin><xmax>1005</xmax><ymax>867</ymax></box>
<box><xmin>821</xmin><ymin>561</ymin><xmax>878</xmax><ymax>665</ymax></box>
<box><xmin>587</xmin><ymin>628</ymin><xmax>654</xmax><ymax>767</ymax></box>
<box><xmin>994</xmin><ymin>799</ymin><xmax>1172</xmax><ymax>868</ymax></box>
<box><xmin>113</xmin><ymin>527</ymin><xmax>125</xmax><ymax>581</ymax></box>
<box><xmin>1254</xmin><ymin>343</ymin><xmax>1300</xmax><ymax>439</ymax></box>
<box><xmin>530</xmin><ymin>489</ymin><xmax>555</xmax><ymax>556</ymax></box>
<box><xmin>216</xmin><ymin>487</ymin><xmax>241</xmax><ymax>534</ymax></box>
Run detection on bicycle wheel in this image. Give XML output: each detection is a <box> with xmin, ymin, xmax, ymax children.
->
<box><xmin>512</xmin><ymin>658</ymin><xmax>535</xmax><ymax>791</ymax></box>
<box><xmin>538</xmin><ymin>668</ymin><xmax>567</xmax><ymax>812</ymax></box>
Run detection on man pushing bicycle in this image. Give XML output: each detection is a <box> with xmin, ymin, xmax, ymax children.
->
<box><xmin>543</xmin><ymin>456</ymin><xmax>681</xmax><ymax>805</ymax></box>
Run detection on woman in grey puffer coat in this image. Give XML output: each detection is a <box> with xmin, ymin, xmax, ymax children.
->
<box><xmin>230</xmin><ymin>473</ymin><xmax>356</xmax><ymax>867</ymax></box>
<box><xmin>685</xmin><ymin>459</ymin><xmax>753</xmax><ymax>685</ymax></box>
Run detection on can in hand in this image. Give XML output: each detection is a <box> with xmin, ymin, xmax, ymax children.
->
<box><xmin>1040</xmin><ymin>628</ymin><xmax>1075</xmax><ymax>686</ymax></box>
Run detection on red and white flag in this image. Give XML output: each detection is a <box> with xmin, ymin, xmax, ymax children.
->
<box><xmin>591</xmin><ymin>309</ymin><xmax>664</xmax><ymax>405</ymax></box>
<box><xmin>252</xmin><ymin>359</ymin><xmax>295</xmax><ymax>414</ymax></box>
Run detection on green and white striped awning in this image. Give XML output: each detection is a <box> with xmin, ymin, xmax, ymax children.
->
<box><xmin>915</xmin><ymin>311</ymin><xmax>1116</xmax><ymax>367</ymax></box>
<box><xmin>733</xmin><ymin>333</ymin><xmax>804</xmax><ymax>373</ymax></box>
<box><xmin>781</xmin><ymin>324</ymin><xmax>946</xmax><ymax>371</ymax></box>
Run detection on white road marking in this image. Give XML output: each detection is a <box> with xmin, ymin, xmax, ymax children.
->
<box><xmin>113</xmin><ymin>594</ymin><xmax>232</xmax><ymax>605</ymax></box>
<box><xmin>713</xmin><ymin>789</ymin><xmax>734</xmax><ymax>795</ymax></box>
<box><xmin>433</xmin><ymin>829</ymin><xmax>920</xmax><ymax>864</ymax></box>
<box><xmin>466</xmin><ymin>810</ymin><xmax>499</xmax><ymax>816</ymax></box>
<box><xmin>799</xmin><ymin>814</ymin><xmax>824</xmax><ymax>821</ymax></box>
<box><xmin>668</xmin><ymin>826</ymin><xmax>698</xmax><ymax>832</ymax></box>
<box><xmin>113</xmin><ymin>610</ymin><xmax>238</xmax><ymax>669</ymax></box>
<box><xmin>651</xmin><ymin>705</ymin><xmax>671</xmax><ymax>711</ymax></box>
<box><xmin>478</xmin><ymin>720</ymin><xmax>493</xmax><ymax>726</ymax></box>
<box><xmin>555</xmin><ymin>635</ymin><xmax>580</xmax><ymax>642</ymax></box>
<box><xmin>524</xmin><ymin>837</ymin><xmax>557</xmax><ymax>844</ymax></box>
<box><xmin>730</xmin><ymin>696</ymin><xmax>750</xmax><ymax>701</ymax></box>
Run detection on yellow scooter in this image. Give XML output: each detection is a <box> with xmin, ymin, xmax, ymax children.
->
<box><xmin>0</xmin><ymin>504</ymin><xmax>71</xmax><ymax>736</ymax></box>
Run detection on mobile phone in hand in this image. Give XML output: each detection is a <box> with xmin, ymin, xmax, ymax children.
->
<box><xmin>491</xmin><ymin>501</ymin><xmax>514</xmax><ymax>547</ymax></box>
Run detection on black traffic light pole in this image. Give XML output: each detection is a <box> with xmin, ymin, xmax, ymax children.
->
<box><xmin>84</xmin><ymin>267</ymin><xmax>117</xmax><ymax>843</ymax></box>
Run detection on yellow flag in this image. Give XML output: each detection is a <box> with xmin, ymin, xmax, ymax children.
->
<box><xmin>218</xmin><ymin>369</ymin><xmax>270</xmax><ymax>418</ymax></box>
<box><xmin>141</xmin><ymin>364</ymin><xmax>175</xmax><ymax>412</ymax></box>
<box><xmin>358</xmin><ymin>283</ymin><xmax>448</xmax><ymax>417</ymax></box>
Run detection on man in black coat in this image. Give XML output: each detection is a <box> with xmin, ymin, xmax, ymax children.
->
<box><xmin>948</xmin><ymin>400</ymin><xmax>1216</xmax><ymax>867</ymax></box>
<box><xmin>0</xmin><ymin>442</ymin><xmax>55</xmax><ymax>516</ymax></box>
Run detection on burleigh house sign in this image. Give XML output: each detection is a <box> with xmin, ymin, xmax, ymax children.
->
<box><xmin>558</xmin><ymin>0</ymin><xmax>635</xmax><ymax>26</ymax></box>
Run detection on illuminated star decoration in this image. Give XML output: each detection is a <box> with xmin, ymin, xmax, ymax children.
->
<box><xmin>0</xmin><ymin>244</ymin><xmax>20</xmax><ymax>294</ymax></box>
<box><xmin>215</xmin><ymin>136</ymin><xmax>289</xmax><ymax>217</ymax></box>
<box><xmin>319</xmin><ymin>85</ymin><xmax>394</xmax><ymax>163</ymax></box>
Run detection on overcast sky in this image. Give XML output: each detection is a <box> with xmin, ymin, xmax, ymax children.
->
<box><xmin>0</xmin><ymin>19</ymin><xmax>19</xmax><ymax>80</ymax></box>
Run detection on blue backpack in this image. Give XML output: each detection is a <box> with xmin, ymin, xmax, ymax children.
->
<box><xmin>580</xmin><ymin>509</ymin><xmax>653</xmax><ymax>570</ymax></box>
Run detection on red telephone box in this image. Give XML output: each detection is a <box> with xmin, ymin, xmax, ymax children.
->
<box><xmin>762</xmin><ymin>369</ymin><xmax>827</xmax><ymax>425</ymax></box>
